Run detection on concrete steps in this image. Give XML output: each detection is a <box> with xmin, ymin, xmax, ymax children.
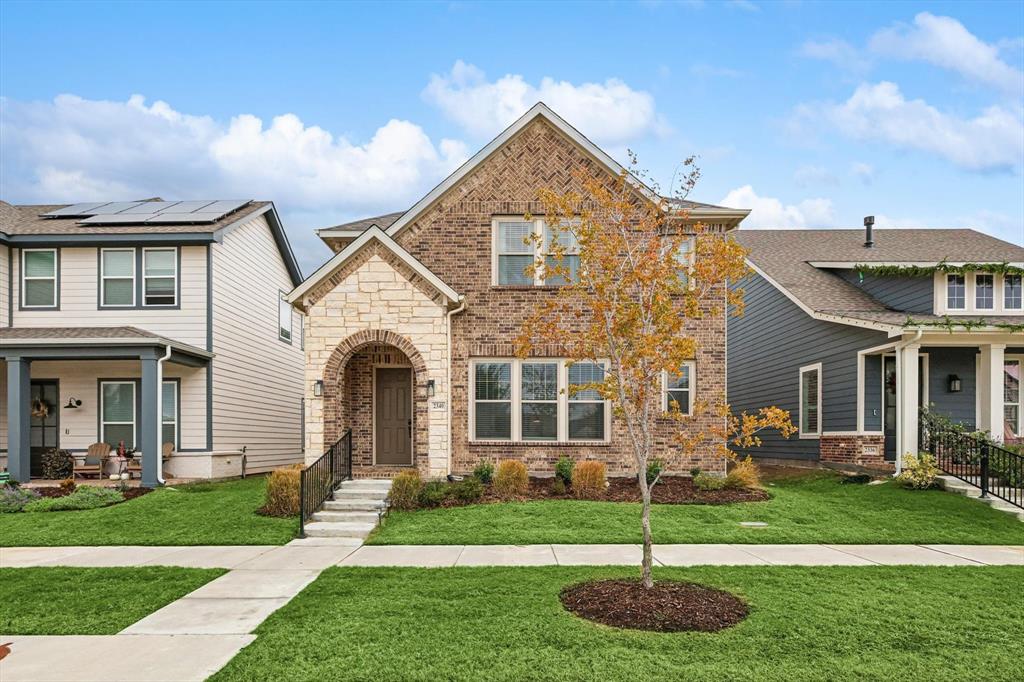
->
<box><xmin>304</xmin><ymin>479</ymin><xmax>392</xmax><ymax>539</ymax></box>
<box><xmin>938</xmin><ymin>475</ymin><xmax>1024</xmax><ymax>522</ymax></box>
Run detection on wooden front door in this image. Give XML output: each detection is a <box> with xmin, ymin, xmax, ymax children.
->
<box><xmin>375</xmin><ymin>367</ymin><xmax>412</xmax><ymax>465</ymax></box>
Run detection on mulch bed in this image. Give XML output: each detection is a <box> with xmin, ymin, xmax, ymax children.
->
<box><xmin>29</xmin><ymin>486</ymin><xmax>153</xmax><ymax>503</ymax></box>
<box><xmin>462</xmin><ymin>476</ymin><xmax>768</xmax><ymax>507</ymax></box>
<box><xmin>560</xmin><ymin>578</ymin><xmax>749</xmax><ymax>632</ymax></box>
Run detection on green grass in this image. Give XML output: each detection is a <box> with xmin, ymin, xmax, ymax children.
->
<box><xmin>0</xmin><ymin>477</ymin><xmax>297</xmax><ymax>546</ymax></box>
<box><xmin>0</xmin><ymin>566</ymin><xmax>226</xmax><ymax>634</ymax></box>
<box><xmin>211</xmin><ymin>565</ymin><xmax>1024</xmax><ymax>681</ymax></box>
<box><xmin>368</xmin><ymin>473</ymin><xmax>1024</xmax><ymax>545</ymax></box>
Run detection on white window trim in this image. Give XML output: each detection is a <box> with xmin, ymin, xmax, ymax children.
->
<box><xmin>491</xmin><ymin>217</ymin><xmax>581</xmax><ymax>287</ymax></box>
<box><xmin>1004</xmin><ymin>273</ymin><xmax>1023</xmax><ymax>311</ymax></box>
<box><xmin>278</xmin><ymin>291</ymin><xmax>293</xmax><ymax>343</ymax></box>
<box><xmin>469</xmin><ymin>358</ymin><xmax>611</xmax><ymax>443</ymax></box>
<box><xmin>100</xmin><ymin>380</ymin><xmax>136</xmax><ymax>448</ymax></box>
<box><xmin>21</xmin><ymin>248</ymin><xmax>58</xmax><ymax>308</ymax></box>
<box><xmin>661</xmin><ymin>361</ymin><xmax>696</xmax><ymax>415</ymax></box>
<box><xmin>798</xmin><ymin>362</ymin><xmax>823</xmax><ymax>439</ymax></box>
<box><xmin>100</xmin><ymin>248</ymin><xmax>136</xmax><ymax>307</ymax></box>
<box><xmin>142</xmin><ymin>247</ymin><xmax>177</xmax><ymax>307</ymax></box>
<box><xmin>934</xmin><ymin>271</ymin><xmax>1021</xmax><ymax>315</ymax></box>
<box><xmin>1006</xmin><ymin>355</ymin><xmax>1022</xmax><ymax>438</ymax></box>
<box><xmin>162</xmin><ymin>380</ymin><xmax>178</xmax><ymax>448</ymax></box>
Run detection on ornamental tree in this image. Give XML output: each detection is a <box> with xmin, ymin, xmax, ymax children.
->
<box><xmin>515</xmin><ymin>157</ymin><xmax>794</xmax><ymax>589</ymax></box>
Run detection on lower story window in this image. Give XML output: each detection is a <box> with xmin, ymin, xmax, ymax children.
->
<box><xmin>472</xmin><ymin>359</ymin><xmax>608</xmax><ymax>442</ymax></box>
<box><xmin>162</xmin><ymin>381</ymin><xmax>178</xmax><ymax>448</ymax></box>
<box><xmin>799</xmin><ymin>363</ymin><xmax>822</xmax><ymax>438</ymax></box>
<box><xmin>101</xmin><ymin>381</ymin><xmax>136</xmax><ymax>449</ymax></box>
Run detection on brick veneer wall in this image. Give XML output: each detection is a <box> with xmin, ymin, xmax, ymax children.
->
<box><xmin>343</xmin><ymin>345</ymin><xmax>413</xmax><ymax>468</ymax></box>
<box><xmin>819</xmin><ymin>434</ymin><xmax>891</xmax><ymax>470</ymax></box>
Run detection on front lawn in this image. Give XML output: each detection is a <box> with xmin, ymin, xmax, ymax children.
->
<box><xmin>0</xmin><ymin>477</ymin><xmax>296</xmax><ymax>546</ymax></box>
<box><xmin>0</xmin><ymin>566</ymin><xmax>226</xmax><ymax>634</ymax></box>
<box><xmin>211</xmin><ymin>565</ymin><xmax>1024</xmax><ymax>681</ymax></box>
<box><xmin>368</xmin><ymin>472</ymin><xmax>1024</xmax><ymax>545</ymax></box>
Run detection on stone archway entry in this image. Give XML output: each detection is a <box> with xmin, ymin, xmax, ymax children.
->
<box><xmin>375</xmin><ymin>367</ymin><xmax>413</xmax><ymax>465</ymax></box>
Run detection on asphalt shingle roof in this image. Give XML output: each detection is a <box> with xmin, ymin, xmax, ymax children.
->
<box><xmin>319</xmin><ymin>211</ymin><xmax>406</xmax><ymax>233</ymax></box>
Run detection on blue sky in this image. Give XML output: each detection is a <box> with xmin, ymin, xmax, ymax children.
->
<box><xmin>1</xmin><ymin>0</ymin><xmax>1021</xmax><ymax>273</ymax></box>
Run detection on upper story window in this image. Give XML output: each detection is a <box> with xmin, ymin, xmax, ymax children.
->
<box><xmin>663</xmin><ymin>362</ymin><xmax>695</xmax><ymax>415</ymax></box>
<box><xmin>799</xmin><ymin>363</ymin><xmax>822</xmax><ymax>438</ymax></box>
<box><xmin>975</xmin><ymin>274</ymin><xmax>994</xmax><ymax>309</ymax></box>
<box><xmin>143</xmin><ymin>248</ymin><xmax>177</xmax><ymax>306</ymax></box>
<box><xmin>101</xmin><ymin>249</ymin><xmax>136</xmax><ymax>307</ymax></box>
<box><xmin>21</xmin><ymin>249</ymin><xmax>58</xmax><ymax>308</ymax></box>
<box><xmin>493</xmin><ymin>218</ymin><xmax>580</xmax><ymax>286</ymax></box>
<box><xmin>278</xmin><ymin>291</ymin><xmax>292</xmax><ymax>343</ymax></box>
<box><xmin>946</xmin><ymin>274</ymin><xmax>966</xmax><ymax>310</ymax></box>
<box><xmin>1005</xmin><ymin>275</ymin><xmax>1023</xmax><ymax>310</ymax></box>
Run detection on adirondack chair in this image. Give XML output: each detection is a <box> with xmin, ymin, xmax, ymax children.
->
<box><xmin>74</xmin><ymin>443</ymin><xmax>110</xmax><ymax>479</ymax></box>
<box><xmin>126</xmin><ymin>443</ymin><xmax>175</xmax><ymax>478</ymax></box>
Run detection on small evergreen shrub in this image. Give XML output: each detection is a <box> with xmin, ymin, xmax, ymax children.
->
<box><xmin>417</xmin><ymin>480</ymin><xmax>450</xmax><ymax>508</ymax></box>
<box><xmin>389</xmin><ymin>470</ymin><xmax>422</xmax><ymax>510</ymax></box>
<box><xmin>646</xmin><ymin>458</ymin><xmax>664</xmax><ymax>485</ymax></box>
<box><xmin>896</xmin><ymin>452</ymin><xmax>940</xmax><ymax>490</ymax></box>
<box><xmin>555</xmin><ymin>456</ymin><xmax>575</xmax><ymax>485</ymax></box>
<box><xmin>551</xmin><ymin>477</ymin><xmax>567</xmax><ymax>495</ymax></box>
<box><xmin>724</xmin><ymin>457</ymin><xmax>762</xmax><ymax>490</ymax></box>
<box><xmin>572</xmin><ymin>461</ymin><xmax>607</xmax><ymax>499</ymax></box>
<box><xmin>261</xmin><ymin>465</ymin><xmax>302</xmax><ymax>517</ymax></box>
<box><xmin>24</xmin><ymin>485</ymin><xmax>123</xmax><ymax>512</ymax></box>
<box><xmin>689</xmin><ymin>467</ymin><xmax>702</xmax><ymax>478</ymax></box>
<box><xmin>693</xmin><ymin>472</ymin><xmax>726</xmax><ymax>491</ymax></box>
<box><xmin>473</xmin><ymin>460</ymin><xmax>495</xmax><ymax>484</ymax></box>
<box><xmin>0</xmin><ymin>486</ymin><xmax>39</xmax><ymax>513</ymax></box>
<box><xmin>493</xmin><ymin>460</ymin><xmax>529</xmax><ymax>499</ymax></box>
<box><xmin>41</xmin><ymin>449</ymin><xmax>74</xmax><ymax>480</ymax></box>
<box><xmin>450</xmin><ymin>477</ymin><xmax>484</xmax><ymax>503</ymax></box>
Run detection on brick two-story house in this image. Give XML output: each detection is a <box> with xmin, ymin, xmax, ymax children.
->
<box><xmin>0</xmin><ymin>199</ymin><xmax>306</xmax><ymax>484</ymax></box>
<box><xmin>290</xmin><ymin>103</ymin><xmax>749</xmax><ymax>478</ymax></box>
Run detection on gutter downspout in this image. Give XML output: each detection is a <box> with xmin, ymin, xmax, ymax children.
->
<box><xmin>445</xmin><ymin>297</ymin><xmax>467</xmax><ymax>475</ymax></box>
<box><xmin>892</xmin><ymin>327</ymin><xmax>923</xmax><ymax>476</ymax></box>
<box><xmin>156</xmin><ymin>344</ymin><xmax>172</xmax><ymax>485</ymax></box>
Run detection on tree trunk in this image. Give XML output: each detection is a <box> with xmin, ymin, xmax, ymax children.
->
<box><xmin>638</xmin><ymin>466</ymin><xmax>654</xmax><ymax>589</ymax></box>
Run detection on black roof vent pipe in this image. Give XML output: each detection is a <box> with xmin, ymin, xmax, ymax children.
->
<box><xmin>864</xmin><ymin>215</ymin><xmax>875</xmax><ymax>247</ymax></box>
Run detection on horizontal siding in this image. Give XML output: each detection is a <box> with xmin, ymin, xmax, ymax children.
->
<box><xmin>926</xmin><ymin>347</ymin><xmax>978</xmax><ymax>429</ymax></box>
<box><xmin>1</xmin><ymin>245</ymin><xmax>8</xmax><ymax>327</ymax></box>
<box><xmin>835</xmin><ymin>270</ymin><xmax>933</xmax><ymax>313</ymax></box>
<box><xmin>728</xmin><ymin>272</ymin><xmax>888</xmax><ymax>460</ymax></box>
<box><xmin>0</xmin><ymin>359</ymin><xmax>206</xmax><ymax>452</ymax></box>
<box><xmin>211</xmin><ymin>216</ymin><xmax>304</xmax><ymax>474</ymax></box>
<box><xmin>10</xmin><ymin>246</ymin><xmax>207</xmax><ymax>348</ymax></box>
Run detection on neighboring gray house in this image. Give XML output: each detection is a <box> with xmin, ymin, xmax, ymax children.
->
<box><xmin>728</xmin><ymin>224</ymin><xmax>1024</xmax><ymax>471</ymax></box>
<box><xmin>0</xmin><ymin>199</ymin><xmax>306</xmax><ymax>485</ymax></box>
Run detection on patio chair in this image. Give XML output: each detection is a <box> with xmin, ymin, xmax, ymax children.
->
<box><xmin>74</xmin><ymin>443</ymin><xmax>110</xmax><ymax>480</ymax></box>
<box><xmin>125</xmin><ymin>443</ymin><xmax>175</xmax><ymax>478</ymax></box>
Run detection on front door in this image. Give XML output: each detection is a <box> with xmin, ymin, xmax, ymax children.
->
<box><xmin>375</xmin><ymin>367</ymin><xmax>412</xmax><ymax>465</ymax></box>
<box><xmin>29</xmin><ymin>380</ymin><xmax>60</xmax><ymax>477</ymax></box>
<box><xmin>883</xmin><ymin>355</ymin><xmax>926</xmax><ymax>461</ymax></box>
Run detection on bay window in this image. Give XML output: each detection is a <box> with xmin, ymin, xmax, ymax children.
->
<box><xmin>799</xmin><ymin>363</ymin><xmax>822</xmax><ymax>438</ymax></box>
<box><xmin>21</xmin><ymin>248</ymin><xmax>58</xmax><ymax>308</ymax></box>
<box><xmin>471</xmin><ymin>359</ymin><xmax>609</xmax><ymax>442</ymax></box>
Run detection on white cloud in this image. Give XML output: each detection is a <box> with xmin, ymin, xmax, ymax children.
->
<box><xmin>721</xmin><ymin>185</ymin><xmax>836</xmax><ymax>229</ymax></box>
<box><xmin>799</xmin><ymin>38</ymin><xmax>871</xmax><ymax>73</ymax></box>
<box><xmin>849</xmin><ymin>162</ymin><xmax>875</xmax><ymax>185</ymax></box>
<box><xmin>0</xmin><ymin>94</ymin><xmax>468</xmax><ymax>270</ymax></box>
<box><xmin>795</xmin><ymin>81</ymin><xmax>1023</xmax><ymax>171</ymax></box>
<box><xmin>869</xmin><ymin>12</ymin><xmax>1024</xmax><ymax>95</ymax></box>
<box><xmin>793</xmin><ymin>164</ymin><xmax>839</xmax><ymax>188</ymax></box>
<box><xmin>423</xmin><ymin>60</ymin><xmax>665</xmax><ymax>143</ymax></box>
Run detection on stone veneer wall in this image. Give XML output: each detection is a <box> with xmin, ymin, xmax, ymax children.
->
<box><xmin>819</xmin><ymin>434</ymin><xmax>890</xmax><ymax>470</ymax></box>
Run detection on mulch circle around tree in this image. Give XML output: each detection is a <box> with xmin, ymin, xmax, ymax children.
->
<box><xmin>463</xmin><ymin>476</ymin><xmax>769</xmax><ymax>507</ymax></box>
<box><xmin>560</xmin><ymin>578</ymin><xmax>749</xmax><ymax>633</ymax></box>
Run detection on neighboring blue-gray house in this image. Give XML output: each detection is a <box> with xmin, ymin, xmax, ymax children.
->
<box><xmin>728</xmin><ymin>223</ymin><xmax>1023</xmax><ymax>472</ymax></box>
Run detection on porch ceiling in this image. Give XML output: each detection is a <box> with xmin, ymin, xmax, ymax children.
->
<box><xmin>0</xmin><ymin>326</ymin><xmax>213</xmax><ymax>366</ymax></box>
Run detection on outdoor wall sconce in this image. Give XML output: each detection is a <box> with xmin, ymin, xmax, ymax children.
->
<box><xmin>313</xmin><ymin>380</ymin><xmax>323</xmax><ymax>397</ymax></box>
<box><xmin>64</xmin><ymin>398</ymin><xmax>82</xmax><ymax>409</ymax></box>
<box><xmin>948</xmin><ymin>375</ymin><xmax>962</xmax><ymax>393</ymax></box>
<box><xmin>427</xmin><ymin>379</ymin><xmax>436</xmax><ymax>397</ymax></box>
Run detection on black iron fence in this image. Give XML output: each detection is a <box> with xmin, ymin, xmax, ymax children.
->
<box><xmin>919</xmin><ymin>423</ymin><xmax>1022</xmax><ymax>509</ymax></box>
<box><xmin>299</xmin><ymin>429</ymin><xmax>352</xmax><ymax>537</ymax></box>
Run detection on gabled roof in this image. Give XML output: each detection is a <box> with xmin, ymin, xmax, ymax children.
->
<box><xmin>287</xmin><ymin>225</ymin><xmax>461</xmax><ymax>307</ymax></box>
<box><xmin>736</xmin><ymin>228</ymin><xmax>1024</xmax><ymax>333</ymax></box>
<box><xmin>317</xmin><ymin>211</ymin><xmax>405</xmax><ymax>237</ymax></box>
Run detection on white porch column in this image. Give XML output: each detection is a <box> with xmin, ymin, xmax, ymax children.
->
<box><xmin>978</xmin><ymin>344</ymin><xmax>1006</xmax><ymax>442</ymax></box>
<box><xmin>897</xmin><ymin>343</ymin><xmax>920</xmax><ymax>470</ymax></box>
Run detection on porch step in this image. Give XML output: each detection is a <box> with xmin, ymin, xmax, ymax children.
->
<box><xmin>311</xmin><ymin>510</ymin><xmax>382</xmax><ymax>524</ymax></box>
<box><xmin>323</xmin><ymin>499</ymin><xmax>388</xmax><ymax>512</ymax></box>
<box><xmin>937</xmin><ymin>476</ymin><xmax>1024</xmax><ymax>522</ymax></box>
<box><xmin>340</xmin><ymin>478</ymin><xmax>393</xmax><ymax>491</ymax></box>
<box><xmin>334</xmin><ymin>489</ymin><xmax>391</xmax><ymax>502</ymax></box>
<box><xmin>303</xmin><ymin>520</ymin><xmax>378</xmax><ymax>539</ymax></box>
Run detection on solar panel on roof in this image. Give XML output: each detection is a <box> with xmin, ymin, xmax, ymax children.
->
<box><xmin>77</xmin><ymin>214</ymin><xmax>154</xmax><ymax>224</ymax></box>
<box><xmin>156</xmin><ymin>201</ymin><xmax>217</xmax><ymax>214</ymax></box>
<box><xmin>88</xmin><ymin>201</ymin><xmax>144</xmax><ymax>214</ymax></box>
<box><xmin>63</xmin><ymin>199</ymin><xmax>253</xmax><ymax>226</ymax></box>
<box><xmin>144</xmin><ymin>212</ymin><xmax>222</xmax><ymax>224</ymax></box>
<box><xmin>118</xmin><ymin>201</ymin><xmax>182</xmax><ymax>214</ymax></box>
<box><xmin>40</xmin><ymin>202</ymin><xmax>110</xmax><ymax>217</ymax></box>
<box><xmin>200</xmin><ymin>200</ymin><xmax>249</xmax><ymax>216</ymax></box>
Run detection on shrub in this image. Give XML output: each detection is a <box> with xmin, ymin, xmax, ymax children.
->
<box><xmin>646</xmin><ymin>458</ymin><xmax>664</xmax><ymax>485</ymax></box>
<box><xmin>389</xmin><ymin>470</ymin><xmax>422</xmax><ymax>510</ymax></box>
<box><xmin>472</xmin><ymin>460</ymin><xmax>495</xmax><ymax>484</ymax></box>
<box><xmin>724</xmin><ymin>457</ymin><xmax>762</xmax><ymax>490</ymax></box>
<box><xmin>450</xmin><ymin>477</ymin><xmax>484</xmax><ymax>503</ymax></box>
<box><xmin>59</xmin><ymin>478</ymin><xmax>77</xmax><ymax>494</ymax></box>
<box><xmin>41</xmin><ymin>448</ymin><xmax>74</xmax><ymax>480</ymax></box>
<box><xmin>573</xmin><ymin>461</ymin><xmax>607</xmax><ymax>499</ymax></box>
<box><xmin>551</xmin><ymin>477</ymin><xmax>567</xmax><ymax>495</ymax></box>
<box><xmin>689</xmin><ymin>467</ymin><xmax>702</xmax><ymax>478</ymax></box>
<box><xmin>493</xmin><ymin>460</ymin><xmax>529</xmax><ymax>499</ymax></box>
<box><xmin>693</xmin><ymin>472</ymin><xmax>726</xmax><ymax>491</ymax></box>
<box><xmin>24</xmin><ymin>485</ymin><xmax>123</xmax><ymax>512</ymax></box>
<box><xmin>415</xmin><ymin>480</ymin><xmax>448</xmax><ymax>508</ymax></box>
<box><xmin>897</xmin><ymin>452</ymin><xmax>940</xmax><ymax>490</ymax></box>
<box><xmin>262</xmin><ymin>465</ymin><xmax>302</xmax><ymax>517</ymax></box>
<box><xmin>555</xmin><ymin>456</ymin><xmax>575</xmax><ymax>485</ymax></box>
<box><xmin>0</xmin><ymin>486</ymin><xmax>39</xmax><ymax>513</ymax></box>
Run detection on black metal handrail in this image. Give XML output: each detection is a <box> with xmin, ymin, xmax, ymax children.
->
<box><xmin>919</xmin><ymin>422</ymin><xmax>1022</xmax><ymax>509</ymax></box>
<box><xmin>299</xmin><ymin>429</ymin><xmax>352</xmax><ymax>537</ymax></box>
